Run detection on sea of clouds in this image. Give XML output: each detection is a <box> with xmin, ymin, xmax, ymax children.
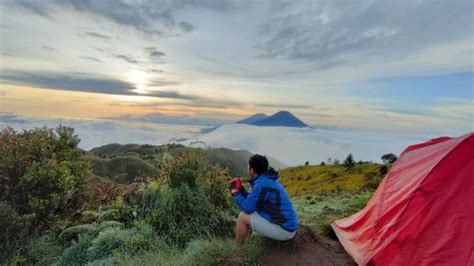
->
<box><xmin>2</xmin><ymin>112</ymin><xmax>461</xmax><ymax>166</ymax></box>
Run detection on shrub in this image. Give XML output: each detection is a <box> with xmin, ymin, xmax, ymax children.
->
<box><xmin>0</xmin><ymin>126</ymin><xmax>89</xmax><ymax>228</ymax></box>
<box><xmin>200</xmin><ymin>165</ymin><xmax>234</xmax><ymax>211</ymax></box>
<box><xmin>28</xmin><ymin>234</ymin><xmax>62</xmax><ymax>265</ymax></box>
<box><xmin>343</xmin><ymin>153</ymin><xmax>355</xmax><ymax>171</ymax></box>
<box><xmin>160</xmin><ymin>151</ymin><xmax>204</xmax><ymax>188</ymax></box>
<box><xmin>57</xmin><ymin>234</ymin><xmax>94</xmax><ymax>266</ymax></box>
<box><xmin>146</xmin><ymin>184</ymin><xmax>233</xmax><ymax>247</ymax></box>
<box><xmin>86</xmin><ymin>225</ymin><xmax>163</xmax><ymax>261</ymax></box>
<box><xmin>57</xmin><ymin>225</ymin><xmax>166</xmax><ymax>265</ymax></box>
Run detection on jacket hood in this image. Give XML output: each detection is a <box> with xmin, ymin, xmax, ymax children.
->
<box><xmin>261</xmin><ymin>168</ymin><xmax>279</xmax><ymax>180</ymax></box>
<box><xmin>249</xmin><ymin>168</ymin><xmax>279</xmax><ymax>187</ymax></box>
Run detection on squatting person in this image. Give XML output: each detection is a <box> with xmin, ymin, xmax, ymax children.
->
<box><xmin>227</xmin><ymin>154</ymin><xmax>298</xmax><ymax>243</ymax></box>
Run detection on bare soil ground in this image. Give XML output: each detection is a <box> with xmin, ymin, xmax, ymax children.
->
<box><xmin>258</xmin><ymin>227</ymin><xmax>355</xmax><ymax>266</ymax></box>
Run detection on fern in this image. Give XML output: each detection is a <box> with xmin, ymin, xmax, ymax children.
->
<box><xmin>97</xmin><ymin>209</ymin><xmax>118</xmax><ymax>222</ymax></box>
<box><xmin>98</xmin><ymin>221</ymin><xmax>124</xmax><ymax>231</ymax></box>
<box><xmin>60</xmin><ymin>224</ymin><xmax>97</xmax><ymax>239</ymax></box>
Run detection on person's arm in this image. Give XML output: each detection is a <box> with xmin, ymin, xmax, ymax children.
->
<box><xmin>234</xmin><ymin>183</ymin><xmax>263</xmax><ymax>214</ymax></box>
<box><xmin>239</xmin><ymin>186</ymin><xmax>249</xmax><ymax>198</ymax></box>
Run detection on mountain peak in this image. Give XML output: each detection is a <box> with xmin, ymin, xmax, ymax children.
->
<box><xmin>236</xmin><ymin>110</ymin><xmax>309</xmax><ymax>128</ymax></box>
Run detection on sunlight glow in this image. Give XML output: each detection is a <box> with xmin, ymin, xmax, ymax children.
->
<box><xmin>126</xmin><ymin>70</ymin><xmax>149</xmax><ymax>94</ymax></box>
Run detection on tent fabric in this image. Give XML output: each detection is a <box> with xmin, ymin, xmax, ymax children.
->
<box><xmin>332</xmin><ymin>133</ymin><xmax>474</xmax><ymax>266</ymax></box>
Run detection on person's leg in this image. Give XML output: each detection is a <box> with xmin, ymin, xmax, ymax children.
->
<box><xmin>249</xmin><ymin>212</ymin><xmax>296</xmax><ymax>241</ymax></box>
<box><xmin>235</xmin><ymin>212</ymin><xmax>252</xmax><ymax>244</ymax></box>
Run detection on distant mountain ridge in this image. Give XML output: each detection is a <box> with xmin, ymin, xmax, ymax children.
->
<box><xmin>237</xmin><ymin>111</ymin><xmax>309</xmax><ymax>128</ymax></box>
<box><xmin>236</xmin><ymin>113</ymin><xmax>269</xmax><ymax>124</ymax></box>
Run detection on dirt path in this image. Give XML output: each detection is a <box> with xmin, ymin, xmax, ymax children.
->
<box><xmin>258</xmin><ymin>227</ymin><xmax>355</xmax><ymax>266</ymax></box>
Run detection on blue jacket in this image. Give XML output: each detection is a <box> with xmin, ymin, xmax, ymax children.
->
<box><xmin>234</xmin><ymin>170</ymin><xmax>298</xmax><ymax>232</ymax></box>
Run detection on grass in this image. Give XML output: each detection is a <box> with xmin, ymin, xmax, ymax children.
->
<box><xmin>280</xmin><ymin>163</ymin><xmax>381</xmax><ymax>196</ymax></box>
<box><xmin>292</xmin><ymin>191</ymin><xmax>373</xmax><ymax>237</ymax></box>
<box><xmin>280</xmin><ymin>163</ymin><xmax>380</xmax><ymax>237</ymax></box>
<box><xmin>116</xmin><ymin>235</ymin><xmax>275</xmax><ymax>266</ymax></box>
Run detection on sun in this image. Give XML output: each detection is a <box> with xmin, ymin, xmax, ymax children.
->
<box><xmin>126</xmin><ymin>70</ymin><xmax>149</xmax><ymax>94</ymax></box>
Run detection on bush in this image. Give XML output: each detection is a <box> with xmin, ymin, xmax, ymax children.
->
<box><xmin>343</xmin><ymin>153</ymin><xmax>355</xmax><ymax>171</ymax></box>
<box><xmin>28</xmin><ymin>234</ymin><xmax>62</xmax><ymax>265</ymax></box>
<box><xmin>57</xmin><ymin>225</ymin><xmax>166</xmax><ymax>265</ymax></box>
<box><xmin>86</xmin><ymin>225</ymin><xmax>165</xmax><ymax>261</ymax></box>
<box><xmin>57</xmin><ymin>234</ymin><xmax>94</xmax><ymax>266</ymax></box>
<box><xmin>160</xmin><ymin>151</ymin><xmax>204</xmax><ymax>188</ymax></box>
<box><xmin>200</xmin><ymin>165</ymin><xmax>234</xmax><ymax>211</ymax></box>
<box><xmin>0</xmin><ymin>126</ymin><xmax>89</xmax><ymax>229</ymax></box>
<box><xmin>146</xmin><ymin>184</ymin><xmax>233</xmax><ymax>247</ymax></box>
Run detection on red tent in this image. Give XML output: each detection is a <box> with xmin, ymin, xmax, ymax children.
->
<box><xmin>332</xmin><ymin>133</ymin><xmax>474</xmax><ymax>265</ymax></box>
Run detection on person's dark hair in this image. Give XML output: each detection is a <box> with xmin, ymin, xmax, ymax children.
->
<box><xmin>248</xmin><ymin>154</ymin><xmax>269</xmax><ymax>175</ymax></box>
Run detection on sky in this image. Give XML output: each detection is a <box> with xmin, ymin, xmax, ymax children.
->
<box><xmin>0</xmin><ymin>0</ymin><xmax>473</xmax><ymax>135</ymax></box>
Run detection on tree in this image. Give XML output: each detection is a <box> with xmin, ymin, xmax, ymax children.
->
<box><xmin>305</xmin><ymin>161</ymin><xmax>310</xmax><ymax>166</ymax></box>
<box><xmin>320</xmin><ymin>161</ymin><xmax>326</xmax><ymax>166</ymax></box>
<box><xmin>334</xmin><ymin>159</ymin><xmax>340</xmax><ymax>165</ymax></box>
<box><xmin>0</xmin><ymin>126</ymin><xmax>89</xmax><ymax>228</ymax></box>
<box><xmin>381</xmin><ymin>153</ymin><xmax>397</xmax><ymax>164</ymax></box>
<box><xmin>343</xmin><ymin>153</ymin><xmax>355</xmax><ymax>171</ymax></box>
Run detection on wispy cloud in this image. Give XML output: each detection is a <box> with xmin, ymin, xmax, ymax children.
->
<box><xmin>42</xmin><ymin>45</ymin><xmax>59</xmax><ymax>52</ymax></box>
<box><xmin>258</xmin><ymin>0</ymin><xmax>473</xmax><ymax>67</ymax></box>
<box><xmin>113</xmin><ymin>54</ymin><xmax>139</xmax><ymax>64</ymax></box>
<box><xmin>7</xmin><ymin>0</ymin><xmax>243</xmax><ymax>36</ymax></box>
<box><xmin>84</xmin><ymin>31</ymin><xmax>112</xmax><ymax>40</ymax></box>
<box><xmin>0</xmin><ymin>70</ymin><xmax>197</xmax><ymax>100</ymax></box>
<box><xmin>79</xmin><ymin>56</ymin><xmax>103</xmax><ymax>63</ymax></box>
<box><xmin>144</xmin><ymin>47</ymin><xmax>166</xmax><ymax>62</ymax></box>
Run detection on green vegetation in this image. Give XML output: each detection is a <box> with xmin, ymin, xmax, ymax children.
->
<box><xmin>292</xmin><ymin>191</ymin><xmax>373</xmax><ymax>237</ymax></box>
<box><xmin>85</xmin><ymin>144</ymin><xmax>285</xmax><ymax>183</ymax></box>
<box><xmin>343</xmin><ymin>153</ymin><xmax>355</xmax><ymax>171</ymax></box>
<box><xmin>381</xmin><ymin>153</ymin><xmax>398</xmax><ymax>164</ymax></box>
<box><xmin>279</xmin><ymin>160</ymin><xmax>388</xmax><ymax>238</ymax></box>
<box><xmin>1</xmin><ymin>126</ymin><xmax>89</xmax><ymax>262</ymax></box>
<box><xmin>280</xmin><ymin>163</ymin><xmax>384</xmax><ymax>196</ymax></box>
<box><xmin>1</xmin><ymin>126</ymin><xmax>389</xmax><ymax>265</ymax></box>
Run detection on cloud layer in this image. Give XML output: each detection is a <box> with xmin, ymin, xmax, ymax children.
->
<box><xmin>0</xmin><ymin>0</ymin><xmax>472</xmax><ymax>133</ymax></box>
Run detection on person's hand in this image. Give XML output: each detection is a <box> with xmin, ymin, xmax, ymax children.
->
<box><xmin>227</xmin><ymin>177</ymin><xmax>243</xmax><ymax>196</ymax></box>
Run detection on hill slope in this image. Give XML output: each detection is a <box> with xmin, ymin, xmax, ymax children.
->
<box><xmin>280</xmin><ymin>163</ymin><xmax>383</xmax><ymax>196</ymax></box>
<box><xmin>85</xmin><ymin>143</ymin><xmax>285</xmax><ymax>183</ymax></box>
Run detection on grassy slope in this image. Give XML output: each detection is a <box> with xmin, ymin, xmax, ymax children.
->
<box><xmin>280</xmin><ymin>163</ymin><xmax>381</xmax><ymax>196</ymax></box>
<box><xmin>279</xmin><ymin>163</ymin><xmax>382</xmax><ymax>236</ymax></box>
<box><xmin>85</xmin><ymin>144</ymin><xmax>286</xmax><ymax>183</ymax></box>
